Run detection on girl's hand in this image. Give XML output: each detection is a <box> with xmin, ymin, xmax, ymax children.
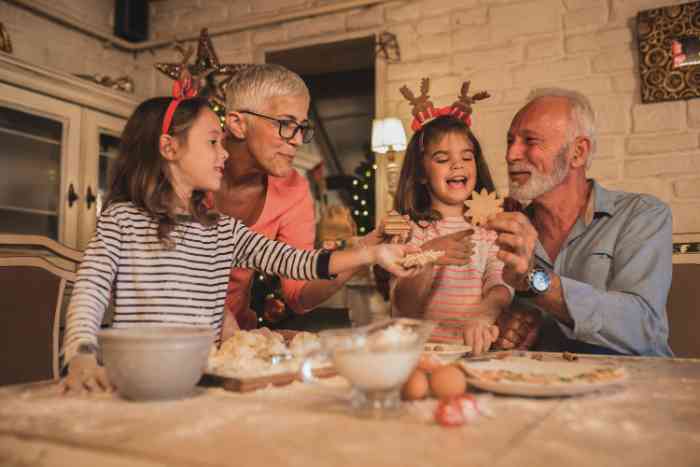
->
<box><xmin>372</xmin><ymin>243</ymin><xmax>422</xmax><ymax>278</ymax></box>
<box><xmin>421</xmin><ymin>229</ymin><xmax>474</xmax><ymax>266</ymax></box>
<box><xmin>463</xmin><ymin>320</ymin><xmax>499</xmax><ymax>356</ymax></box>
<box><xmin>60</xmin><ymin>354</ymin><xmax>114</xmax><ymax>395</ymax></box>
<box><xmin>355</xmin><ymin>217</ymin><xmax>391</xmax><ymax>247</ymax></box>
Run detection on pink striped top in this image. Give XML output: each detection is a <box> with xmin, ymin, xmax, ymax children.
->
<box><xmin>399</xmin><ymin>215</ymin><xmax>512</xmax><ymax>344</ymax></box>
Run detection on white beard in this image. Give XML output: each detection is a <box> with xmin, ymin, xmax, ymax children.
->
<box><xmin>508</xmin><ymin>143</ymin><xmax>570</xmax><ymax>202</ymax></box>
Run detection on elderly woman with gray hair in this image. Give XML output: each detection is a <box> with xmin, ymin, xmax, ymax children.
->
<box><xmin>212</xmin><ymin>64</ymin><xmax>383</xmax><ymax>336</ymax></box>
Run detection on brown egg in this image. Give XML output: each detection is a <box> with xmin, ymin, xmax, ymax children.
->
<box><xmin>402</xmin><ymin>369</ymin><xmax>429</xmax><ymax>400</ymax></box>
<box><xmin>429</xmin><ymin>364</ymin><xmax>467</xmax><ymax>399</ymax></box>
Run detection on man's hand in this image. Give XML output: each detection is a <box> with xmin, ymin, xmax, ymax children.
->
<box><xmin>494</xmin><ymin>307</ymin><xmax>541</xmax><ymax>350</ymax></box>
<box><xmin>420</xmin><ymin>229</ymin><xmax>474</xmax><ymax>267</ymax></box>
<box><xmin>60</xmin><ymin>354</ymin><xmax>114</xmax><ymax>395</ymax></box>
<box><xmin>485</xmin><ymin>212</ymin><xmax>538</xmax><ymax>291</ymax></box>
<box><xmin>463</xmin><ymin>320</ymin><xmax>499</xmax><ymax>356</ymax></box>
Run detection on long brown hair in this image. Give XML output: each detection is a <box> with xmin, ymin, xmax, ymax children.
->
<box><xmin>105</xmin><ymin>96</ymin><xmax>218</xmax><ymax>246</ymax></box>
<box><xmin>394</xmin><ymin>116</ymin><xmax>496</xmax><ymax>224</ymax></box>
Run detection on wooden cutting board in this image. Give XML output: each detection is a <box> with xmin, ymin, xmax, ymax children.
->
<box><xmin>200</xmin><ymin>328</ymin><xmax>336</xmax><ymax>393</ymax></box>
<box><xmin>200</xmin><ymin>366</ymin><xmax>337</xmax><ymax>393</ymax></box>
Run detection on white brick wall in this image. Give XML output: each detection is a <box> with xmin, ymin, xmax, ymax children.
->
<box><xmin>147</xmin><ymin>0</ymin><xmax>699</xmax><ymax>235</ymax></box>
<box><xmin>1</xmin><ymin>1</ymin><xmax>152</xmax><ymax>98</ymax></box>
<box><xmin>7</xmin><ymin>0</ymin><xmax>696</xmax><ymax>234</ymax></box>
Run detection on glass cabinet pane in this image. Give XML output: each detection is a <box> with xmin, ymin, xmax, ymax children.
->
<box><xmin>0</xmin><ymin>105</ymin><xmax>63</xmax><ymax>239</ymax></box>
<box><xmin>97</xmin><ymin>133</ymin><xmax>120</xmax><ymax>214</ymax></box>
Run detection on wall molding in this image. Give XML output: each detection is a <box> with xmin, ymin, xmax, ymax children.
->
<box><xmin>8</xmin><ymin>0</ymin><xmax>397</xmax><ymax>53</ymax></box>
<box><xmin>0</xmin><ymin>53</ymin><xmax>139</xmax><ymax>118</ymax></box>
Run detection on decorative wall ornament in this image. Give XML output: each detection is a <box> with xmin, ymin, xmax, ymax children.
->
<box><xmin>375</xmin><ymin>31</ymin><xmax>400</xmax><ymax>63</ymax></box>
<box><xmin>637</xmin><ymin>1</ymin><xmax>700</xmax><ymax>103</ymax></box>
<box><xmin>75</xmin><ymin>73</ymin><xmax>134</xmax><ymax>93</ymax></box>
<box><xmin>0</xmin><ymin>22</ymin><xmax>12</xmax><ymax>54</ymax></box>
<box><xmin>155</xmin><ymin>28</ymin><xmax>251</xmax><ymax>109</ymax></box>
<box><xmin>674</xmin><ymin>242</ymin><xmax>700</xmax><ymax>254</ymax></box>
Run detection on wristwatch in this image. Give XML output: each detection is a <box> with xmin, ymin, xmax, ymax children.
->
<box><xmin>516</xmin><ymin>267</ymin><xmax>551</xmax><ymax>298</ymax></box>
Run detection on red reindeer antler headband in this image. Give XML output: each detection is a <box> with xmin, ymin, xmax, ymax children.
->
<box><xmin>161</xmin><ymin>44</ymin><xmax>201</xmax><ymax>135</ymax></box>
<box><xmin>400</xmin><ymin>78</ymin><xmax>490</xmax><ymax>132</ymax></box>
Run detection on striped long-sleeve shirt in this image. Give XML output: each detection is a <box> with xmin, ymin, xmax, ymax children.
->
<box><xmin>394</xmin><ymin>216</ymin><xmax>513</xmax><ymax>344</ymax></box>
<box><xmin>63</xmin><ymin>202</ymin><xmax>328</xmax><ymax>363</ymax></box>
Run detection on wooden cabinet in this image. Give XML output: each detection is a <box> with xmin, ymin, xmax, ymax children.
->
<box><xmin>0</xmin><ymin>53</ymin><xmax>138</xmax><ymax>249</ymax></box>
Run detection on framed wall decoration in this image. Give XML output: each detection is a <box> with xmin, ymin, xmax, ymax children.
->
<box><xmin>637</xmin><ymin>1</ymin><xmax>700</xmax><ymax>103</ymax></box>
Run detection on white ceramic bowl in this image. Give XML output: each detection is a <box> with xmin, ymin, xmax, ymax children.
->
<box><xmin>98</xmin><ymin>326</ymin><xmax>214</xmax><ymax>401</ymax></box>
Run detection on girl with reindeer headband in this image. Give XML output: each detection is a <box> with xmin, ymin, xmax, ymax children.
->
<box><xmin>391</xmin><ymin>78</ymin><xmax>513</xmax><ymax>355</ymax></box>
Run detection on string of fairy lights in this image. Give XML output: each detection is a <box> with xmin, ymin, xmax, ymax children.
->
<box><xmin>349</xmin><ymin>155</ymin><xmax>377</xmax><ymax>235</ymax></box>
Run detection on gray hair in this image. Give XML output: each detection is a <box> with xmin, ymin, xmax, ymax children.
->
<box><xmin>225</xmin><ymin>64</ymin><xmax>310</xmax><ymax>112</ymax></box>
<box><xmin>526</xmin><ymin>87</ymin><xmax>597</xmax><ymax>168</ymax></box>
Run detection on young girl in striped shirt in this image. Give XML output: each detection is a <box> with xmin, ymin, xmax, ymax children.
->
<box><xmin>391</xmin><ymin>115</ymin><xmax>512</xmax><ymax>355</ymax></box>
<box><xmin>62</xmin><ymin>96</ymin><xmax>417</xmax><ymax>393</ymax></box>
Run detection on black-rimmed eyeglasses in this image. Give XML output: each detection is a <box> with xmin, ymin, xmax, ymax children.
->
<box><xmin>239</xmin><ymin>110</ymin><xmax>315</xmax><ymax>144</ymax></box>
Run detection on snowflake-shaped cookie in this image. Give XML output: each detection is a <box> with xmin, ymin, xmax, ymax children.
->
<box><xmin>464</xmin><ymin>189</ymin><xmax>503</xmax><ymax>226</ymax></box>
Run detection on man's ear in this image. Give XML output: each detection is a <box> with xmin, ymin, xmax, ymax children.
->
<box><xmin>226</xmin><ymin>111</ymin><xmax>247</xmax><ymax>139</ymax></box>
<box><xmin>159</xmin><ymin>134</ymin><xmax>179</xmax><ymax>161</ymax></box>
<box><xmin>571</xmin><ymin>136</ymin><xmax>591</xmax><ymax>169</ymax></box>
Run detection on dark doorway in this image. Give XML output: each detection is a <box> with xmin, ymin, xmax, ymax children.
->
<box><xmin>266</xmin><ymin>36</ymin><xmax>375</xmax><ymax>176</ymax></box>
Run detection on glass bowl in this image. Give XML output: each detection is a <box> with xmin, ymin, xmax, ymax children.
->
<box><xmin>301</xmin><ymin>318</ymin><xmax>434</xmax><ymax>417</ymax></box>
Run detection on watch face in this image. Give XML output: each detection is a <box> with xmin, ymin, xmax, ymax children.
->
<box><xmin>531</xmin><ymin>269</ymin><xmax>551</xmax><ymax>293</ymax></box>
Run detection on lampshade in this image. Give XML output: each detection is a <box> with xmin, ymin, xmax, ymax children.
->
<box><xmin>371</xmin><ymin>118</ymin><xmax>407</xmax><ymax>154</ymax></box>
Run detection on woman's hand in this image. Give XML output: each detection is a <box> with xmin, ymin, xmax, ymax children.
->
<box><xmin>60</xmin><ymin>354</ymin><xmax>114</xmax><ymax>395</ymax></box>
<box><xmin>358</xmin><ymin>218</ymin><xmax>388</xmax><ymax>247</ymax></box>
<box><xmin>262</xmin><ymin>297</ymin><xmax>287</xmax><ymax>323</ymax></box>
<box><xmin>463</xmin><ymin>320</ymin><xmax>499</xmax><ymax>356</ymax></box>
<box><xmin>420</xmin><ymin>229</ymin><xmax>474</xmax><ymax>266</ymax></box>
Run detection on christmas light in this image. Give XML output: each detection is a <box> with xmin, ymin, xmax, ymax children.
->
<box><xmin>363</xmin><ymin>184</ymin><xmax>369</xmax><ymax>190</ymax></box>
<box><xmin>354</xmin><ymin>210</ymin><xmax>360</xmax><ymax>215</ymax></box>
<box><xmin>352</xmin><ymin>179</ymin><xmax>358</xmax><ymax>186</ymax></box>
<box><xmin>353</xmin><ymin>195</ymin><xmax>359</xmax><ymax>200</ymax></box>
<box><xmin>360</xmin><ymin>200</ymin><xmax>366</xmax><ymax>205</ymax></box>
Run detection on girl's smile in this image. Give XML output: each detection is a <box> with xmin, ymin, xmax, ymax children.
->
<box><xmin>422</xmin><ymin>131</ymin><xmax>477</xmax><ymax>218</ymax></box>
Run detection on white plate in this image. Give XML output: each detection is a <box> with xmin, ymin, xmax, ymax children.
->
<box><xmin>459</xmin><ymin>355</ymin><xmax>627</xmax><ymax>397</ymax></box>
<box><xmin>423</xmin><ymin>343</ymin><xmax>472</xmax><ymax>360</ymax></box>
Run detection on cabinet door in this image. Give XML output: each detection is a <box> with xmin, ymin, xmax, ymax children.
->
<box><xmin>0</xmin><ymin>83</ymin><xmax>82</xmax><ymax>247</ymax></box>
<box><xmin>78</xmin><ymin>110</ymin><xmax>126</xmax><ymax>249</ymax></box>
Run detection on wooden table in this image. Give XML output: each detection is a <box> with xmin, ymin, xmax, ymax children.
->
<box><xmin>1</xmin><ymin>353</ymin><xmax>699</xmax><ymax>467</ymax></box>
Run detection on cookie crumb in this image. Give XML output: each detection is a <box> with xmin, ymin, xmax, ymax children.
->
<box><xmin>562</xmin><ymin>352</ymin><xmax>579</xmax><ymax>361</ymax></box>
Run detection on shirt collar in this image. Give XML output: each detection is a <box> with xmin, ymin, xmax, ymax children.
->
<box><xmin>586</xmin><ymin>178</ymin><xmax>615</xmax><ymax>226</ymax></box>
<box><xmin>523</xmin><ymin>178</ymin><xmax>614</xmax><ymax>226</ymax></box>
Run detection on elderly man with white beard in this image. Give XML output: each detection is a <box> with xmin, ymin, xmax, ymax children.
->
<box><xmin>487</xmin><ymin>88</ymin><xmax>673</xmax><ymax>356</ymax></box>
